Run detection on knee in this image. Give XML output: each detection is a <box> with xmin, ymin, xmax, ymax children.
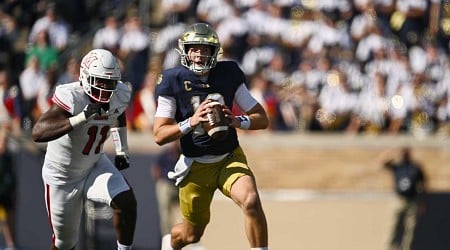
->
<box><xmin>55</xmin><ymin>238</ymin><xmax>77</xmax><ymax>250</ymax></box>
<box><xmin>242</xmin><ymin>192</ymin><xmax>263</xmax><ymax>215</ymax></box>
<box><xmin>175</xmin><ymin>224</ymin><xmax>205</xmax><ymax>244</ymax></box>
<box><xmin>185</xmin><ymin>233</ymin><xmax>202</xmax><ymax>244</ymax></box>
<box><xmin>185</xmin><ymin>230</ymin><xmax>203</xmax><ymax>244</ymax></box>
<box><xmin>112</xmin><ymin>190</ymin><xmax>137</xmax><ymax>213</ymax></box>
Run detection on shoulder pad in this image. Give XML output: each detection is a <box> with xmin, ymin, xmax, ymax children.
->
<box><xmin>115</xmin><ymin>81</ymin><xmax>132</xmax><ymax>104</ymax></box>
<box><xmin>52</xmin><ymin>83</ymin><xmax>79</xmax><ymax>114</ymax></box>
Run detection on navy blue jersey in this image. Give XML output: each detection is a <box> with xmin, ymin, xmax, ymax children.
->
<box><xmin>156</xmin><ymin>61</ymin><xmax>245</xmax><ymax>157</ymax></box>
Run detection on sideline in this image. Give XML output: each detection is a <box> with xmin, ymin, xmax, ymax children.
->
<box><xmin>105</xmin><ymin>131</ymin><xmax>450</xmax><ymax>153</ymax></box>
<box><xmin>213</xmin><ymin>189</ymin><xmax>397</xmax><ymax>202</ymax></box>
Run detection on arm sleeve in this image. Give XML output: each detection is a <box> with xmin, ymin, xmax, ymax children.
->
<box><xmin>115</xmin><ymin>81</ymin><xmax>133</xmax><ymax>104</ymax></box>
<box><xmin>234</xmin><ymin>83</ymin><xmax>258</xmax><ymax>112</ymax></box>
<box><xmin>155</xmin><ymin>95</ymin><xmax>177</xmax><ymax>118</ymax></box>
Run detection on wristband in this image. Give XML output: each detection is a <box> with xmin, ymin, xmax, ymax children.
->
<box><xmin>178</xmin><ymin>118</ymin><xmax>193</xmax><ymax>135</ymax></box>
<box><xmin>237</xmin><ymin>115</ymin><xmax>251</xmax><ymax>130</ymax></box>
<box><xmin>111</xmin><ymin>127</ymin><xmax>129</xmax><ymax>154</ymax></box>
<box><xmin>68</xmin><ymin>112</ymin><xmax>87</xmax><ymax>127</ymax></box>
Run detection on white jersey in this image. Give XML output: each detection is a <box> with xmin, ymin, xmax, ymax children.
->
<box><xmin>43</xmin><ymin>81</ymin><xmax>131</xmax><ymax>185</ymax></box>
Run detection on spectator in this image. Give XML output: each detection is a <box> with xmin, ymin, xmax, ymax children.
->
<box><xmin>347</xmin><ymin>72</ymin><xmax>390</xmax><ymax>134</ymax></box>
<box><xmin>215</xmin><ymin>5</ymin><xmax>250</xmax><ymax>62</ymax></box>
<box><xmin>151</xmin><ymin>22</ymin><xmax>186</xmax><ymax>70</ymax></box>
<box><xmin>435</xmin><ymin>64</ymin><xmax>450</xmax><ymax>135</ymax></box>
<box><xmin>28</xmin><ymin>2</ymin><xmax>69</xmax><ymax>52</ymax></box>
<box><xmin>389</xmin><ymin>0</ymin><xmax>429</xmax><ymax>48</ymax></box>
<box><xmin>241</xmin><ymin>45</ymin><xmax>277</xmax><ymax>76</ymax></box>
<box><xmin>316</xmin><ymin>69</ymin><xmax>357</xmax><ymax>131</ymax></box>
<box><xmin>118</xmin><ymin>15</ymin><xmax>150</xmax><ymax>92</ymax></box>
<box><xmin>131</xmin><ymin>71</ymin><xmax>158</xmax><ymax>132</ymax></box>
<box><xmin>306</xmin><ymin>11</ymin><xmax>352</xmax><ymax>55</ymax></box>
<box><xmin>160</xmin><ymin>0</ymin><xmax>196</xmax><ymax>24</ymax></box>
<box><xmin>262</xmin><ymin>50</ymin><xmax>289</xmax><ymax>87</ymax></box>
<box><xmin>196</xmin><ymin>0</ymin><xmax>234</xmax><ymax>26</ymax></box>
<box><xmin>92</xmin><ymin>14</ymin><xmax>121</xmax><ymax>55</ymax></box>
<box><xmin>24</xmin><ymin>29</ymin><xmax>58</xmax><ymax>72</ymax></box>
<box><xmin>35</xmin><ymin>67</ymin><xmax>57</xmax><ymax>118</ymax></box>
<box><xmin>56</xmin><ymin>56</ymin><xmax>80</xmax><ymax>85</ymax></box>
<box><xmin>429</xmin><ymin>0</ymin><xmax>450</xmax><ymax>54</ymax></box>
<box><xmin>248</xmin><ymin>73</ymin><xmax>280</xmax><ymax>131</ymax></box>
<box><xmin>350</xmin><ymin>0</ymin><xmax>378</xmax><ymax>43</ymax></box>
<box><xmin>0</xmin><ymin>12</ymin><xmax>20</xmax><ymax>69</ymax></box>
<box><xmin>0</xmin><ymin>67</ymin><xmax>20</xmax><ymax>250</ymax></box>
<box><xmin>18</xmin><ymin>55</ymin><xmax>47</xmax><ymax>131</ymax></box>
<box><xmin>373</xmin><ymin>0</ymin><xmax>396</xmax><ymax>37</ymax></box>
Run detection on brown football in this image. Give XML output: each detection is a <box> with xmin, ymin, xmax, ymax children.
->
<box><xmin>202</xmin><ymin>101</ymin><xmax>230</xmax><ymax>141</ymax></box>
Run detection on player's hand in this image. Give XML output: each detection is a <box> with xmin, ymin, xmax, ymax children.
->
<box><xmin>69</xmin><ymin>103</ymin><xmax>102</xmax><ymax>127</ymax></box>
<box><xmin>222</xmin><ymin>104</ymin><xmax>239</xmax><ymax>128</ymax></box>
<box><xmin>115</xmin><ymin>153</ymin><xmax>130</xmax><ymax>170</ymax></box>
<box><xmin>190</xmin><ymin>99</ymin><xmax>211</xmax><ymax>127</ymax></box>
<box><xmin>83</xmin><ymin>103</ymin><xmax>102</xmax><ymax>120</ymax></box>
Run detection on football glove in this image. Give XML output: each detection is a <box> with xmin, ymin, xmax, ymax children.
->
<box><xmin>69</xmin><ymin>103</ymin><xmax>102</xmax><ymax>127</ymax></box>
<box><xmin>83</xmin><ymin>103</ymin><xmax>102</xmax><ymax>120</ymax></box>
<box><xmin>115</xmin><ymin>152</ymin><xmax>130</xmax><ymax>170</ymax></box>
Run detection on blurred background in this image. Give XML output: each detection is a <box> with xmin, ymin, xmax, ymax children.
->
<box><xmin>2</xmin><ymin>0</ymin><xmax>450</xmax><ymax>249</ymax></box>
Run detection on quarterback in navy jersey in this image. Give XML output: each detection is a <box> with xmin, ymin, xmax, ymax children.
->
<box><xmin>154</xmin><ymin>23</ymin><xmax>269</xmax><ymax>250</ymax></box>
<box><xmin>156</xmin><ymin>61</ymin><xmax>243</xmax><ymax>157</ymax></box>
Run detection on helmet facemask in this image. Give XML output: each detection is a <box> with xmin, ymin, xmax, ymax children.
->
<box><xmin>185</xmin><ymin>45</ymin><xmax>218</xmax><ymax>75</ymax></box>
<box><xmin>86</xmin><ymin>76</ymin><xmax>117</xmax><ymax>103</ymax></box>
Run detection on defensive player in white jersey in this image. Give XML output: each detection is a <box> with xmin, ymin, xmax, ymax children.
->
<box><xmin>31</xmin><ymin>49</ymin><xmax>136</xmax><ymax>250</ymax></box>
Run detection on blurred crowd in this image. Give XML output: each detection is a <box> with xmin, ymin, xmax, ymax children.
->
<box><xmin>2</xmin><ymin>0</ymin><xmax>450</xmax><ymax>139</ymax></box>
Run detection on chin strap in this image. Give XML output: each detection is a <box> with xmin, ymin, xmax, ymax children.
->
<box><xmin>110</xmin><ymin>127</ymin><xmax>129</xmax><ymax>155</ymax></box>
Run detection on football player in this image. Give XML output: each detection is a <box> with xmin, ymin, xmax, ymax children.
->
<box><xmin>153</xmin><ymin>23</ymin><xmax>269</xmax><ymax>250</ymax></box>
<box><xmin>32</xmin><ymin>49</ymin><xmax>136</xmax><ymax>250</ymax></box>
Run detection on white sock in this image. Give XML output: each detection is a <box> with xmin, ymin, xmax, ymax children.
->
<box><xmin>117</xmin><ymin>241</ymin><xmax>132</xmax><ymax>250</ymax></box>
<box><xmin>251</xmin><ymin>247</ymin><xmax>268</xmax><ymax>250</ymax></box>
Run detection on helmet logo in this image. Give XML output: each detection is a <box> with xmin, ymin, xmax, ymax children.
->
<box><xmin>81</xmin><ymin>53</ymin><xmax>98</xmax><ymax>69</ymax></box>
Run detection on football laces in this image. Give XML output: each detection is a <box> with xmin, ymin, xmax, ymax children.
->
<box><xmin>207</xmin><ymin>111</ymin><xmax>219</xmax><ymax>126</ymax></box>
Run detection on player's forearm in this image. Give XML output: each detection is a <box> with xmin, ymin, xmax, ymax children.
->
<box><xmin>245</xmin><ymin>104</ymin><xmax>269</xmax><ymax>130</ymax></box>
<box><xmin>247</xmin><ymin>113</ymin><xmax>269</xmax><ymax>130</ymax></box>
<box><xmin>153</xmin><ymin>123</ymin><xmax>184</xmax><ymax>146</ymax></box>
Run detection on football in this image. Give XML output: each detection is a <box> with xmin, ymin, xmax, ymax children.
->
<box><xmin>202</xmin><ymin>101</ymin><xmax>230</xmax><ymax>141</ymax></box>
